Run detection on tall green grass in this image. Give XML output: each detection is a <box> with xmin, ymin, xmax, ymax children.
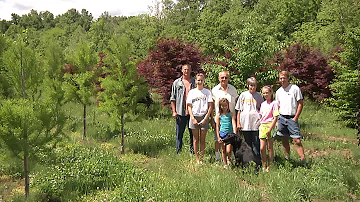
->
<box><xmin>2</xmin><ymin>100</ymin><xmax>360</xmax><ymax>201</ymax></box>
<box><xmin>301</xmin><ymin>100</ymin><xmax>357</xmax><ymax>139</ymax></box>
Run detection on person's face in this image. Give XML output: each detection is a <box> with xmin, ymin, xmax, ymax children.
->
<box><xmin>182</xmin><ymin>65</ymin><xmax>191</xmax><ymax>77</ymax></box>
<box><xmin>279</xmin><ymin>73</ymin><xmax>290</xmax><ymax>87</ymax></box>
<box><xmin>196</xmin><ymin>75</ymin><xmax>204</xmax><ymax>87</ymax></box>
<box><xmin>218</xmin><ymin>72</ymin><xmax>229</xmax><ymax>86</ymax></box>
<box><xmin>262</xmin><ymin>88</ymin><xmax>272</xmax><ymax>101</ymax></box>
<box><xmin>248</xmin><ymin>83</ymin><xmax>257</xmax><ymax>93</ymax></box>
<box><xmin>220</xmin><ymin>103</ymin><xmax>229</xmax><ymax>111</ymax></box>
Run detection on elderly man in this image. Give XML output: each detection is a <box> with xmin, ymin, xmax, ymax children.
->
<box><xmin>170</xmin><ymin>64</ymin><xmax>195</xmax><ymax>154</ymax></box>
<box><xmin>211</xmin><ymin>70</ymin><xmax>238</xmax><ymax>161</ymax></box>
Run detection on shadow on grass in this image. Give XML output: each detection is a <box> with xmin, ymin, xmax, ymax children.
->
<box><xmin>127</xmin><ymin>139</ymin><xmax>173</xmax><ymax>157</ymax></box>
<box><xmin>274</xmin><ymin>155</ymin><xmax>312</xmax><ymax>170</ymax></box>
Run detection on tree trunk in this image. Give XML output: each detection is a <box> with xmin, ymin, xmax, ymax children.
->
<box><xmin>121</xmin><ymin>113</ymin><xmax>125</xmax><ymax>154</ymax></box>
<box><xmin>21</xmin><ymin>41</ymin><xmax>29</xmax><ymax>198</ymax></box>
<box><xmin>83</xmin><ymin>104</ymin><xmax>86</xmax><ymax>140</ymax></box>
<box><xmin>24</xmin><ymin>146</ymin><xmax>29</xmax><ymax>197</ymax></box>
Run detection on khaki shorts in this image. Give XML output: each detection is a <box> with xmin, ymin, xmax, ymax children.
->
<box><xmin>189</xmin><ymin>115</ymin><xmax>209</xmax><ymax>130</ymax></box>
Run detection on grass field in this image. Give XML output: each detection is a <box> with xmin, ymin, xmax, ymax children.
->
<box><xmin>1</xmin><ymin>101</ymin><xmax>359</xmax><ymax>201</ymax></box>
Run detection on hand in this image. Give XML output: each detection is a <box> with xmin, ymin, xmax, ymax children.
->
<box><xmin>198</xmin><ymin>119</ymin><xmax>206</xmax><ymax>126</ymax></box>
<box><xmin>192</xmin><ymin>118</ymin><xmax>198</xmax><ymax>125</ymax></box>
<box><xmin>172</xmin><ymin>112</ymin><xmax>178</xmax><ymax>119</ymax></box>
<box><xmin>218</xmin><ymin>138</ymin><xmax>223</xmax><ymax>143</ymax></box>
<box><xmin>266</xmin><ymin>130</ymin><xmax>271</xmax><ymax>138</ymax></box>
<box><xmin>237</xmin><ymin>123</ymin><xmax>242</xmax><ymax>130</ymax></box>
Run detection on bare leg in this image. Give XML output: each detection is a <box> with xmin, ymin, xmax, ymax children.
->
<box><xmin>293</xmin><ymin>138</ymin><xmax>305</xmax><ymax>161</ymax></box>
<box><xmin>192</xmin><ymin>129</ymin><xmax>200</xmax><ymax>163</ymax></box>
<box><xmin>267</xmin><ymin>138</ymin><xmax>274</xmax><ymax>164</ymax></box>
<box><xmin>260</xmin><ymin>138</ymin><xmax>267</xmax><ymax>170</ymax></box>
<box><xmin>221</xmin><ymin>143</ymin><xmax>227</xmax><ymax>165</ymax></box>
<box><xmin>226</xmin><ymin>144</ymin><xmax>232</xmax><ymax>164</ymax></box>
<box><xmin>199</xmin><ymin>130</ymin><xmax>207</xmax><ymax>162</ymax></box>
<box><xmin>282</xmin><ymin>136</ymin><xmax>290</xmax><ymax>159</ymax></box>
<box><xmin>267</xmin><ymin>138</ymin><xmax>274</xmax><ymax>171</ymax></box>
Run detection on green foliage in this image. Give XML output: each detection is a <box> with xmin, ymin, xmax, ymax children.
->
<box><xmin>2</xmin><ymin>35</ymin><xmax>43</xmax><ymax>100</ymax></box>
<box><xmin>97</xmin><ymin>36</ymin><xmax>149</xmax><ymax>144</ymax></box>
<box><xmin>0</xmin><ymin>99</ymin><xmax>65</xmax><ymax>161</ymax></box>
<box><xmin>293</xmin><ymin>0</ymin><xmax>360</xmax><ymax>54</ymax></box>
<box><xmin>0</xmin><ymin>146</ymin><xmax>23</xmax><ymax>177</ymax></box>
<box><xmin>326</xmin><ymin>66</ymin><xmax>360</xmax><ymax>127</ymax></box>
<box><xmin>301</xmin><ymin>99</ymin><xmax>356</xmax><ymax>138</ymax></box>
<box><xmin>116</xmin><ymin>15</ymin><xmax>160</xmax><ymax>58</ymax></box>
<box><xmin>125</xmin><ymin>119</ymin><xmax>174</xmax><ymax>156</ymax></box>
<box><xmin>32</xmin><ymin>144</ymin><xmax>148</xmax><ymax>201</ymax></box>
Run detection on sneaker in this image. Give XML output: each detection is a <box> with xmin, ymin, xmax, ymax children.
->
<box><xmin>227</xmin><ymin>159</ymin><xmax>231</xmax><ymax>165</ymax></box>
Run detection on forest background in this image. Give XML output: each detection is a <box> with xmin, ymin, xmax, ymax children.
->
<box><xmin>0</xmin><ymin>0</ymin><xmax>360</xmax><ymax>201</ymax></box>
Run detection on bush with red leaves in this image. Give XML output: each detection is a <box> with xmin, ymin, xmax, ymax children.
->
<box><xmin>137</xmin><ymin>38</ymin><xmax>207</xmax><ymax>104</ymax></box>
<box><xmin>272</xmin><ymin>42</ymin><xmax>334</xmax><ymax>101</ymax></box>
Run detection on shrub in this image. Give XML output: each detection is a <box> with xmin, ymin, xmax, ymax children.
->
<box><xmin>271</xmin><ymin>42</ymin><xmax>334</xmax><ymax>101</ymax></box>
<box><xmin>31</xmin><ymin>144</ymin><xmax>149</xmax><ymax>201</ymax></box>
<box><xmin>137</xmin><ymin>38</ymin><xmax>206</xmax><ymax>105</ymax></box>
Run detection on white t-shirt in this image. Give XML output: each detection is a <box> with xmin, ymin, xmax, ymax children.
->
<box><xmin>212</xmin><ymin>84</ymin><xmax>238</xmax><ymax>115</ymax></box>
<box><xmin>275</xmin><ymin>84</ymin><xmax>303</xmax><ymax>116</ymax></box>
<box><xmin>235</xmin><ymin>90</ymin><xmax>264</xmax><ymax>131</ymax></box>
<box><xmin>186</xmin><ymin>88</ymin><xmax>213</xmax><ymax>117</ymax></box>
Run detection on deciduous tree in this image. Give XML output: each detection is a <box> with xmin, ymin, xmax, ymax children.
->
<box><xmin>137</xmin><ymin>38</ymin><xmax>205</xmax><ymax>104</ymax></box>
<box><xmin>272</xmin><ymin>42</ymin><xmax>334</xmax><ymax>101</ymax></box>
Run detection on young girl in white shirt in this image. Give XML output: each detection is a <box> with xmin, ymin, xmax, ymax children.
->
<box><xmin>259</xmin><ymin>85</ymin><xmax>279</xmax><ymax>172</ymax></box>
<box><xmin>186</xmin><ymin>73</ymin><xmax>213</xmax><ymax>164</ymax></box>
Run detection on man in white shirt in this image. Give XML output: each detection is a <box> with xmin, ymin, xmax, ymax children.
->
<box><xmin>211</xmin><ymin>71</ymin><xmax>238</xmax><ymax>161</ymax></box>
<box><xmin>275</xmin><ymin>71</ymin><xmax>305</xmax><ymax>161</ymax></box>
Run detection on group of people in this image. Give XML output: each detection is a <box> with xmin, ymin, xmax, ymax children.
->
<box><xmin>170</xmin><ymin>64</ymin><xmax>305</xmax><ymax>171</ymax></box>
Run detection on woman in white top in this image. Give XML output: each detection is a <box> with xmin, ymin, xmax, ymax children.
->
<box><xmin>186</xmin><ymin>73</ymin><xmax>213</xmax><ymax>164</ymax></box>
<box><xmin>235</xmin><ymin>77</ymin><xmax>264</xmax><ymax>159</ymax></box>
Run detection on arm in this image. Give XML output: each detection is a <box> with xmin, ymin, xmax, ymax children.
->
<box><xmin>200</xmin><ymin>101</ymin><xmax>213</xmax><ymax>126</ymax></box>
<box><xmin>210</xmin><ymin>102</ymin><xmax>216</xmax><ymax>129</ymax></box>
<box><xmin>293</xmin><ymin>99</ymin><xmax>303</xmax><ymax>121</ymax></box>
<box><xmin>267</xmin><ymin>115</ymin><xmax>278</xmax><ymax>138</ymax></box>
<box><xmin>170</xmin><ymin>81</ymin><xmax>177</xmax><ymax>119</ymax></box>
<box><xmin>215</xmin><ymin>114</ymin><xmax>222</xmax><ymax>143</ymax></box>
<box><xmin>237</xmin><ymin>110</ymin><xmax>242</xmax><ymax>130</ymax></box>
<box><xmin>231</xmin><ymin>112</ymin><xmax>237</xmax><ymax>134</ymax></box>
<box><xmin>171</xmin><ymin>101</ymin><xmax>177</xmax><ymax>119</ymax></box>
<box><xmin>235</xmin><ymin>95</ymin><xmax>242</xmax><ymax>130</ymax></box>
<box><xmin>188</xmin><ymin>103</ymin><xmax>198</xmax><ymax>125</ymax></box>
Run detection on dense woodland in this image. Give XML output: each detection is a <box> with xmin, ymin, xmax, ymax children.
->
<box><xmin>0</xmin><ymin>0</ymin><xmax>360</xmax><ymax>200</ymax></box>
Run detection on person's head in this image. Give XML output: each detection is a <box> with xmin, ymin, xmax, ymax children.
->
<box><xmin>195</xmin><ymin>73</ymin><xmax>205</xmax><ymax>88</ymax></box>
<box><xmin>261</xmin><ymin>85</ymin><xmax>274</xmax><ymax>101</ymax></box>
<box><xmin>279</xmin><ymin>70</ymin><xmax>290</xmax><ymax>88</ymax></box>
<box><xmin>246</xmin><ymin>77</ymin><xmax>257</xmax><ymax>94</ymax></box>
<box><xmin>182</xmin><ymin>64</ymin><xmax>192</xmax><ymax>78</ymax></box>
<box><xmin>218</xmin><ymin>71</ymin><xmax>229</xmax><ymax>87</ymax></box>
<box><xmin>219</xmin><ymin>98</ymin><xmax>230</xmax><ymax>114</ymax></box>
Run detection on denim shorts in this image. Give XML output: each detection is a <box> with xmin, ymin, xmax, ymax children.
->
<box><xmin>277</xmin><ymin>115</ymin><xmax>301</xmax><ymax>139</ymax></box>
